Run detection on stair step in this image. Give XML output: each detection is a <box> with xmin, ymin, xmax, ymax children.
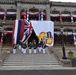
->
<box><xmin>1</xmin><ymin>47</ymin><xmax>61</xmax><ymax>67</ymax></box>
<box><xmin>2</xmin><ymin>63</ymin><xmax>60</xmax><ymax>66</ymax></box>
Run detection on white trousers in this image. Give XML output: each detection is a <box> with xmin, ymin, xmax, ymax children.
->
<box><xmin>29</xmin><ymin>49</ymin><xmax>32</xmax><ymax>54</ymax></box>
<box><xmin>22</xmin><ymin>48</ymin><xmax>26</xmax><ymax>54</ymax></box>
<box><xmin>43</xmin><ymin>48</ymin><xmax>46</xmax><ymax>54</ymax></box>
<box><xmin>13</xmin><ymin>49</ymin><xmax>16</xmax><ymax>54</ymax></box>
<box><xmin>39</xmin><ymin>47</ymin><xmax>42</xmax><ymax>52</ymax></box>
<box><xmin>34</xmin><ymin>49</ymin><xmax>36</xmax><ymax>54</ymax></box>
<box><xmin>19</xmin><ymin>45</ymin><xmax>21</xmax><ymax>50</ymax></box>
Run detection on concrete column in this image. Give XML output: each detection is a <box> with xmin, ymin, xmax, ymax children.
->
<box><xmin>24</xmin><ymin>9</ymin><xmax>27</xmax><ymax>20</ymax></box>
<box><xmin>41</xmin><ymin>9</ymin><xmax>44</xmax><ymax>21</ymax></box>
<box><xmin>3</xmin><ymin>9</ymin><xmax>6</xmax><ymax>21</ymax></box>
<box><xmin>60</xmin><ymin>11</ymin><xmax>62</xmax><ymax>24</ymax></box>
<box><xmin>71</xmin><ymin>12</ymin><xmax>73</xmax><ymax>23</ymax></box>
<box><xmin>26</xmin><ymin>9</ymin><xmax>29</xmax><ymax>20</ymax></box>
<box><xmin>73</xmin><ymin>29</ymin><xmax>76</xmax><ymax>46</ymax></box>
<box><xmin>38</xmin><ymin>9</ymin><xmax>41</xmax><ymax>20</ymax></box>
<box><xmin>16</xmin><ymin>3</ymin><xmax>21</xmax><ymax>20</ymax></box>
<box><xmin>46</xmin><ymin>5</ymin><xmax>50</xmax><ymax>21</ymax></box>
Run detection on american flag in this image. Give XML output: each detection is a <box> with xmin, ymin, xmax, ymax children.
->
<box><xmin>21</xmin><ymin>20</ymin><xmax>32</xmax><ymax>43</ymax></box>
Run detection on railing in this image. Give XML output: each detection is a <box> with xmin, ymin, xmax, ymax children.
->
<box><xmin>54</xmin><ymin>21</ymin><xmax>76</xmax><ymax>25</ymax></box>
<box><xmin>0</xmin><ymin>20</ymin><xmax>14</xmax><ymax>25</ymax></box>
<box><xmin>0</xmin><ymin>20</ymin><xmax>76</xmax><ymax>26</ymax></box>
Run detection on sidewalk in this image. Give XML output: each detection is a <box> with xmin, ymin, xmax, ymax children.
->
<box><xmin>53</xmin><ymin>45</ymin><xmax>76</xmax><ymax>58</ymax></box>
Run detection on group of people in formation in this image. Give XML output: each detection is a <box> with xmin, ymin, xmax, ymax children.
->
<box><xmin>13</xmin><ymin>39</ymin><xmax>47</xmax><ymax>54</ymax></box>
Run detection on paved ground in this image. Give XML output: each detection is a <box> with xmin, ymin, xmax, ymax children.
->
<box><xmin>54</xmin><ymin>45</ymin><xmax>76</xmax><ymax>58</ymax></box>
<box><xmin>0</xmin><ymin>70</ymin><xmax>76</xmax><ymax>75</ymax></box>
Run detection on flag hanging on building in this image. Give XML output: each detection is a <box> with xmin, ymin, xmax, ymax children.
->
<box><xmin>31</xmin><ymin>21</ymin><xmax>54</xmax><ymax>46</ymax></box>
<box><xmin>21</xmin><ymin>20</ymin><xmax>32</xmax><ymax>43</ymax></box>
<box><xmin>13</xmin><ymin>20</ymin><xmax>24</xmax><ymax>44</ymax></box>
<box><xmin>13</xmin><ymin>20</ymin><xmax>32</xmax><ymax>45</ymax></box>
<box><xmin>13</xmin><ymin>20</ymin><xmax>54</xmax><ymax>46</ymax></box>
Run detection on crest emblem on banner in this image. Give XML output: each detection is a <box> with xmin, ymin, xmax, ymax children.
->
<box><xmin>38</xmin><ymin>31</ymin><xmax>53</xmax><ymax>45</ymax></box>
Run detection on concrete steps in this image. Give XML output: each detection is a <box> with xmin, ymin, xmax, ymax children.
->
<box><xmin>2</xmin><ymin>62</ymin><xmax>60</xmax><ymax>66</ymax></box>
<box><xmin>2</xmin><ymin>47</ymin><xmax>61</xmax><ymax>67</ymax></box>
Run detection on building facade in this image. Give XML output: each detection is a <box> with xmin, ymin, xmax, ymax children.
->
<box><xmin>0</xmin><ymin>0</ymin><xmax>76</xmax><ymax>46</ymax></box>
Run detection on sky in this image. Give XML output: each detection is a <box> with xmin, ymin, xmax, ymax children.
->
<box><xmin>49</xmin><ymin>0</ymin><xmax>76</xmax><ymax>3</ymax></box>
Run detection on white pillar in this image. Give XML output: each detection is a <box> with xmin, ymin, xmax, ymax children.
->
<box><xmin>46</xmin><ymin>5</ymin><xmax>50</xmax><ymax>20</ymax></box>
<box><xmin>3</xmin><ymin>9</ymin><xmax>6</xmax><ymax>21</ymax></box>
<box><xmin>41</xmin><ymin>10</ymin><xmax>43</xmax><ymax>21</ymax></box>
<box><xmin>16</xmin><ymin>3</ymin><xmax>21</xmax><ymax>20</ymax></box>
<box><xmin>24</xmin><ymin>9</ymin><xmax>26</xmax><ymax>20</ymax></box>
<box><xmin>38</xmin><ymin>9</ymin><xmax>41</xmax><ymax>20</ymax></box>
<box><xmin>1</xmin><ymin>31</ymin><xmax>3</xmax><ymax>44</ymax></box>
<box><xmin>71</xmin><ymin>12</ymin><xmax>73</xmax><ymax>23</ymax></box>
<box><xmin>26</xmin><ymin>9</ymin><xmax>29</xmax><ymax>20</ymax></box>
<box><xmin>60</xmin><ymin>11</ymin><xmax>62</xmax><ymax>24</ymax></box>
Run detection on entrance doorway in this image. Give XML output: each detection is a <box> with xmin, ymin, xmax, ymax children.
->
<box><xmin>3</xmin><ymin>34</ymin><xmax>12</xmax><ymax>45</ymax></box>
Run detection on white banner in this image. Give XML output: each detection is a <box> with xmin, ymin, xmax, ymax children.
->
<box><xmin>31</xmin><ymin>21</ymin><xmax>54</xmax><ymax>46</ymax></box>
<box><xmin>0</xmin><ymin>12</ymin><xmax>5</xmax><ymax>15</ymax></box>
<box><xmin>61</xmin><ymin>14</ymin><xmax>70</xmax><ymax>17</ymax></box>
<box><xmin>50</xmin><ymin>14</ymin><xmax>59</xmax><ymax>17</ymax></box>
<box><xmin>7</xmin><ymin>12</ymin><xmax>16</xmax><ymax>14</ymax></box>
<box><xmin>72</xmin><ymin>14</ymin><xmax>76</xmax><ymax>18</ymax></box>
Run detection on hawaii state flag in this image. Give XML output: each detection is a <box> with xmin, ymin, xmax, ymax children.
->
<box><xmin>13</xmin><ymin>20</ymin><xmax>24</xmax><ymax>44</ymax></box>
<box><xmin>13</xmin><ymin>20</ymin><xmax>32</xmax><ymax>45</ymax></box>
<box><xmin>21</xmin><ymin>20</ymin><xmax>32</xmax><ymax>43</ymax></box>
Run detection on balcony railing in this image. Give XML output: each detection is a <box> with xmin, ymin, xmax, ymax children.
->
<box><xmin>0</xmin><ymin>20</ymin><xmax>14</xmax><ymax>25</ymax></box>
<box><xmin>54</xmin><ymin>21</ymin><xmax>76</xmax><ymax>25</ymax></box>
<box><xmin>0</xmin><ymin>20</ymin><xmax>76</xmax><ymax>26</ymax></box>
